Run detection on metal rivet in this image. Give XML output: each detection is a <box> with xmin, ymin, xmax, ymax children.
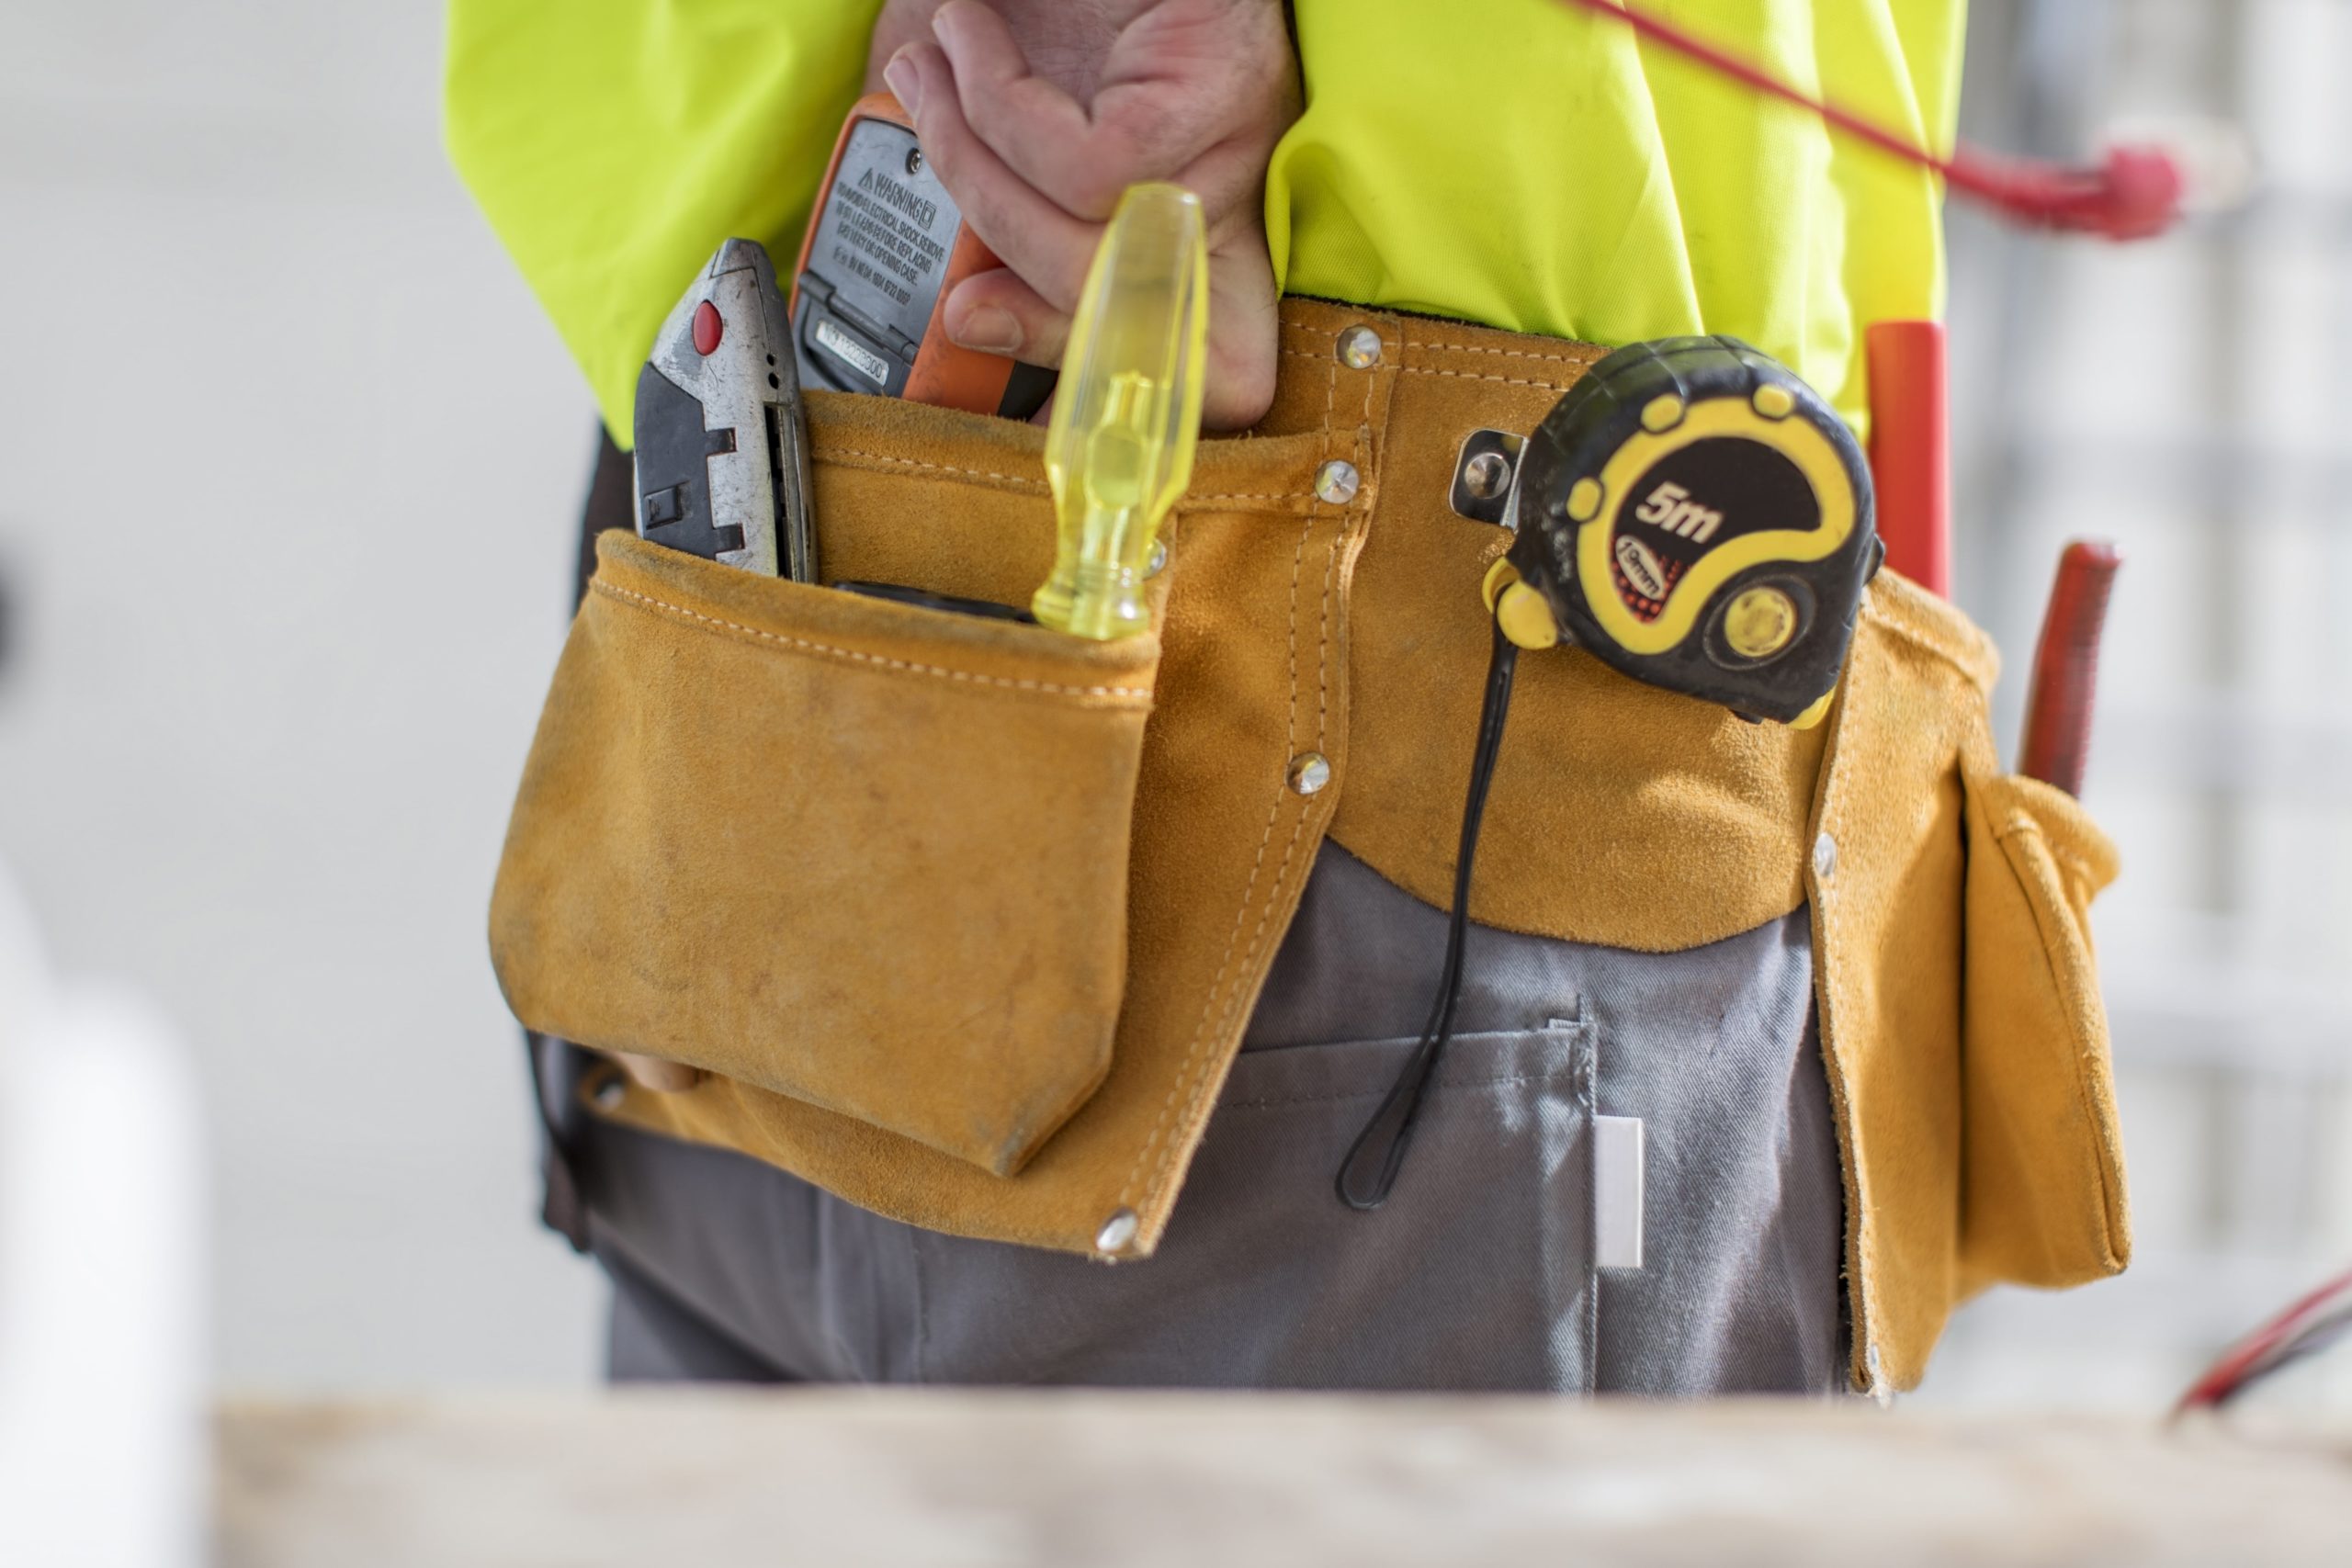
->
<box><xmin>593</xmin><ymin>1077</ymin><xmax>628</xmax><ymax>1112</ymax></box>
<box><xmin>1288</xmin><ymin>752</ymin><xmax>1332</xmax><ymax>795</ymax></box>
<box><xmin>1146</xmin><ymin>537</ymin><xmax>1170</xmax><ymax>578</ymax></box>
<box><xmin>1813</xmin><ymin>831</ymin><xmax>1838</xmax><ymax>882</ymax></box>
<box><xmin>1462</xmin><ymin>450</ymin><xmax>1512</xmax><ymax>501</ymax></box>
<box><xmin>1315</xmin><ymin>460</ymin><xmax>1361</xmax><ymax>506</ymax></box>
<box><xmin>1095</xmin><ymin>1208</ymin><xmax>1139</xmax><ymax>1255</ymax></box>
<box><xmin>1449</xmin><ymin>429</ymin><xmax>1525</xmax><ymax>525</ymax></box>
<box><xmin>1336</xmin><ymin>325</ymin><xmax>1384</xmax><ymax>369</ymax></box>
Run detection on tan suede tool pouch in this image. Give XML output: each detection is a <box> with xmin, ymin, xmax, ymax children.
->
<box><xmin>489</xmin><ymin>529</ymin><xmax>1159</xmax><ymax>1178</ymax></box>
<box><xmin>1799</xmin><ymin>572</ymin><xmax>2132</xmax><ymax>1391</ymax></box>
<box><xmin>1956</xmin><ymin>770</ymin><xmax>2129</xmax><ymax>1294</ymax></box>
<box><xmin>491</xmin><ymin>301</ymin><xmax>2130</xmax><ymax>1393</ymax></box>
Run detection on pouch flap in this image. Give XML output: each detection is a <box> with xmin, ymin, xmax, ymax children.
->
<box><xmin>491</xmin><ymin>532</ymin><xmax>1158</xmax><ymax>1177</ymax></box>
<box><xmin>1958</xmin><ymin>769</ymin><xmax>2131</xmax><ymax>1292</ymax></box>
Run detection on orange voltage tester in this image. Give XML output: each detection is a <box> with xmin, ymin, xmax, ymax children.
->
<box><xmin>789</xmin><ymin>92</ymin><xmax>1055</xmax><ymax>419</ymax></box>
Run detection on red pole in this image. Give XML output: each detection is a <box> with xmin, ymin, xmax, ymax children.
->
<box><xmin>1865</xmin><ymin>321</ymin><xmax>1951</xmax><ymax>599</ymax></box>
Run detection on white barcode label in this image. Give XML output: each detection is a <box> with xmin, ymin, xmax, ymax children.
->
<box><xmin>1594</xmin><ymin>1115</ymin><xmax>1645</xmax><ymax>1270</ymax></box>
<box><xmin>815</xmin><ymin>318</ymin><xmax>891</xmax><ymax>387</ymax></box>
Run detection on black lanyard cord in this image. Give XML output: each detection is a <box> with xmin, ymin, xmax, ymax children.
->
<box><xmin>1336</xmin><ymin>615</ymin><xmax>1521</xmax><ymax>1211</ymax></box>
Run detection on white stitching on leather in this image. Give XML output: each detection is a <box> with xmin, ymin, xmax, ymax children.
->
<box><xmin>591</xmin><ymin>579</ymin><xmax>1154</xmax><ymax>703</ymax></box>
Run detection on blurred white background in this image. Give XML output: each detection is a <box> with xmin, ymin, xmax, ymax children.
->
<box><xmin>1929</xmin><ymin>0</ymin><xmax>2352</xmax><ymax>1410</ymax></box>
<box><xmin>0</xmin><ymin>1</ymin><xmax>601</xmax><ymax>1384</ymax></box>
<box><xmin>1</xmin><ymin>0</ymin><xmax>2346</xmax><ymax>1405</ymax></box>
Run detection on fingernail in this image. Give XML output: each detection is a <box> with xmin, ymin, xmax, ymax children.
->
<box><xmin>884</xmin><ymin>51</ymin><xmax>922</xmax><ymax>116</ymax></box>
<box><xmin>953</xmin><ymin>305</ymin><xmax>1023</xmax><ymax>354</ymax></box>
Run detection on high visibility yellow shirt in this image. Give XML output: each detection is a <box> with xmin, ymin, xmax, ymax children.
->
<box><xmin>443</xmin><ymin>0</ymin><xmax>1962</xmax><ymax>446</ymax></box>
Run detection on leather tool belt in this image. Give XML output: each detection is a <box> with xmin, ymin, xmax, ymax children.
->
<box><xmin>489</xmin><ymin>299</ymin><xmax>2129</xmax><ymax>1393</ymax></box>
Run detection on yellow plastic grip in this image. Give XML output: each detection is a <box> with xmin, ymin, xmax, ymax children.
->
<box><xmin>1032</xmin><ymin>184</ymin><xmax>1211</xmax><ymax>639</ymax></box>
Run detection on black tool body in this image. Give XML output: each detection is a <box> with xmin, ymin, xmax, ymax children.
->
<box><xmin>1507</xmin><ymin>336</ymin><xmax>1879</xmax><ymax>724</ymax></box>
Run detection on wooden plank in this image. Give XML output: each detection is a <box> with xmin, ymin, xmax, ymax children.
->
<box><xmin>216</xmin><ymin>1392</ymin><xmax>2352</xmax><ymax>1567</ymax></box>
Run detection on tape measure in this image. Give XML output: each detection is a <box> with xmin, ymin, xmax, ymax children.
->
<box><xmin>1488</xmin><ymin>335</ymin><xmax>1881</xmax><ymax>727</ymax></box>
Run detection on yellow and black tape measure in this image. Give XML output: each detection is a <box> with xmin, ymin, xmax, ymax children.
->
<box><xmin>1491</xmin><ymin>335</ymin><xmax>1880</xmax><ymax>727</ymax></box>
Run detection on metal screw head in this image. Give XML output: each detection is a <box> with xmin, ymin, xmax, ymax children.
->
<box><xmin>905</xmin><ymin>146</ymin><xmax>924</xmax><ymax>177</ymax></box>
<box><xmin>1812</xmin><ymin>831</ymin><xmax>1838</xmax><ymax>882</ymax></box>
<box><xmin>1288</xmin><ymin>751</ymin><xmax>1332</xmax><ymax>795</ymax></box>
<box><xmin>1462</xmin><ymin>450</ymin><xmax>1513</xmax><ymax>501</ymax></box>
<box><xmin>1315</xmin><ymin>460</ymin><xmax>1361</xmax><ymax>506</ymax></box>
<box><xmin>593</xmin><ymin>1077</ymin><xmax>628</xmax><ymax>1112</ymax></box>
<box><xmin>1336</xmin><ymin>325</ymin><xmax>1384</xmax><ymax>370</ymax></box>
<box><xmin>1146</xmin><ymin>538</ymin><xmax>1170</xmax><ymax>579</ymax></box>
<box><xmin>1095</xmin><ymin>1208</ymin><xmax>1140</xmax><ymax>1255</ymax></box>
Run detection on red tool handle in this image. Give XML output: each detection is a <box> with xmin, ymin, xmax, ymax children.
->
<box><xmin>1866</xmin><ymin>321</ymin><xmax>1951</xmax><ymax>598</ymax></box>
<box><xmin>2019</xmin><ymin>541</ymin><xmax>2122</xmax><ymax>796</ymax></box>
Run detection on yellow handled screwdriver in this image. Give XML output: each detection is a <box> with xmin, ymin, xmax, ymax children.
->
<box><xmin>1032</xmin><ymin>183</ymin><xmax>1210</xmax><ymax>638</ymax></box>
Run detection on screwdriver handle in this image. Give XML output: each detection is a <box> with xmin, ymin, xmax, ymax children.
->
<box><xmin>2019</xmin><ymin>539</ymin><xmax>2122</xmax><ymax>796</ymax></box>
<box><xmin>1033</xmin><ymin>184</ymin><xmax>1209</xmax><ymax>639</ymax></box>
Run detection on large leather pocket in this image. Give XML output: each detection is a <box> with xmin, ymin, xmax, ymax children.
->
<box><xmin>490</xmin><ymin>531</ymin><xmax>1159</xmax><ymax>1177</ymax></box>
<box><xmin>1958</xmin><ymin>770</ymin><xmax>2130</xmax><ymax>1292</ymax></box>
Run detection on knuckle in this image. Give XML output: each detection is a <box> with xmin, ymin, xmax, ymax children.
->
<box><xmin>957</xmin><ymin>80</ymin><xmax>1020</xmax><ymax>143</ymax></box>
<box><xmin>1098</xmin><ymin>97</ymin><xmax>1185</xmax><ymax>172</ymax></box>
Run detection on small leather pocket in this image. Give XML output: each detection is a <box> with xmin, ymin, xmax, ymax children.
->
<box><xmin>490</xmin><ymin>532</ymin><xmax>1159</xmax><ymax>1177</ymax></box>
<box><xmin>1958</xmin><ymin>770</ymin><xmax>2130</xmax><ymax>1292</ymax></box>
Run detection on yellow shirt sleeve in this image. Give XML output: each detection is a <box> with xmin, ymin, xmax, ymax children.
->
<box><xmin>1268</xmin><ymin>0</ymin><xmax>1966</xmax><ymax>433</ymax></box>
<box><xmin>443</xmin><ymin>0</ymin><xmax>887</xmax><ymax>445</ymax></box>
<box><xmin>445</xmin><ymin>0</ymin><xmax>1962</xmax><ymax>445</ymax></box>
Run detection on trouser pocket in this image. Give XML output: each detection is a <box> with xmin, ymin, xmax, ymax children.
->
<box><xmin>491</xmin><ymin>531</ymin><xmax>1159</xmax><ymax>1177</ymax></box>
<box><xmin>901</xmin><ymin>1020</ymin><xmax>1600</xmax><ymax>1391</ymax></box>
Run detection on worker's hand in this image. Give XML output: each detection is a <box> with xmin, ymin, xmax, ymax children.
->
<box><xmin>872</xmin><ymin>0</ymin><xmax>1298</xmax><ymax>431</ymax></box>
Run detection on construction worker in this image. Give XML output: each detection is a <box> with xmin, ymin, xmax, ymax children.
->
<box><xmin>452</xmin><ymin>0</ymin><xmax>2128</xmax><ymax>1394</ymax></box>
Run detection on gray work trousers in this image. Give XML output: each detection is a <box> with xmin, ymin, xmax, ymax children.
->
<box><xmin>547</xmin><ymin>840</ymin><xmax>1847</xmax><ymax>1395</ymax></box>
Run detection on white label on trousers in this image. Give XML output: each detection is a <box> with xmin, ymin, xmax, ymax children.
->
<box><xmin>1594</xmin><ymin>1115</ymin><xmax>1645</xmax><ymax>1270</ymax></box>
